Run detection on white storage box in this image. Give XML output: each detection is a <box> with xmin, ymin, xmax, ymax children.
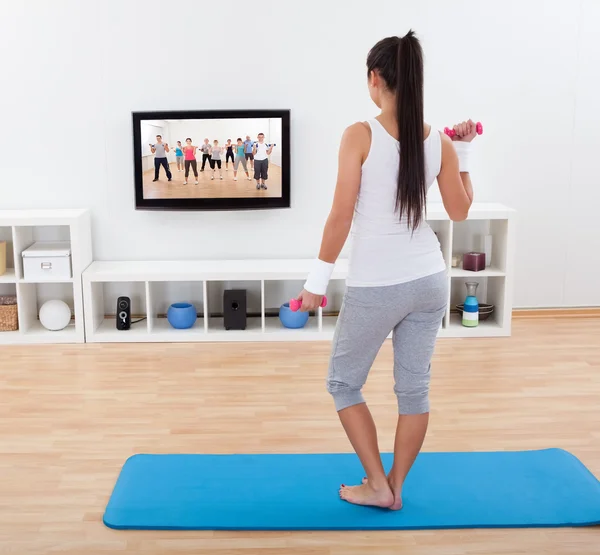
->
<box><xmin>22</xmin><ymin>242</ymin><xmax>72</xmax><ymax>281</ymax></box>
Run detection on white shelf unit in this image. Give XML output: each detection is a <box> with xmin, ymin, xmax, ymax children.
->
<box><xmin>443</xmin><ymin>203</ymin><xmax>516</xmax><ymax>337</ymax></box>
<box><xmin>83</xmin><ymin>260</ymin><xmax>349</xmax><ymax>343</ymax></box>
<box><xmin>0</xmin><ymin>209</ymin><xmax>92</xmax><ymax>344</ymax></box>
<box><xmin>82</xmin><ymin>203</ymin><xmax>515</xmax><ymax>343</ymax></box>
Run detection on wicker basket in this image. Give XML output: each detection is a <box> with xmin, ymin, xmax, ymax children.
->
<box><xmin>0</xmin><ymin>295</ymin><xmax>18</xmax><ymax>332</ymax></box>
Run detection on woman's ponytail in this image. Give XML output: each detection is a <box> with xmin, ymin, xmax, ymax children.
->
<box><xmin>367</xmin><ymin>31</ymin><xmax>426</xmax><ymax>231</ymax></box>
<box><xmin>396</xmin><ymin>31</ymin><xmax>425</xmax><ymax>230</ymax></box>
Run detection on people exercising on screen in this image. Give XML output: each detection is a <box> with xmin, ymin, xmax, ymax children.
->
<box><xmin>233</xmin><ymin>138</ymin><xmax>252</xmax><ymax>181</ymax></box>
<box><xmin>210</xmin><ymin>140</ymin><xmax>224</xmax><ymax>180</ymax></box>
<box><xmin>145</xmin><ymin>132</ymin><xmax>278</xmax><ymax>190</ymax></box>
<box><xmin>150</xmin><ymin>135</ymin><xmax>172</xmax><ymax>182</ymax></box>
<box><xmin>253</xmin><ymin>133</ymin><xmax>274</xmax><ymax>190</ymax></box>
<box><xmin>200</xmin><ymin>138</ymin><xmax>211</xmax><ymax>171</ymax></box>
<box><xmin>174</xmin><ymin>141</ymin><xmax>184</xmax><ymax>172</ymax></box>
<box><xmin>182</xmin><ymin>138</ymin><xmax>199</xmax><ymax>185</ymax></box>
<box><xmin>225</xmin><ymin>139</ymin><xmax>235</xmax><ymax>170</ymax></box>
<box><xmin>244</xmin><ymin>135</ymin><xmax>255</xmax><ymax>171</ymax></box>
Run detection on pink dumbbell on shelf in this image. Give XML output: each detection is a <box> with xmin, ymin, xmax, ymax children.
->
<box><xmin>444</xmin><ymin>122</ymin><xmax>483</xmax><ymax>138</ymax></box>
<box><xmin>289</xmin><ymin>296</ymin><xmax>328</xmax><ymax>312</ymax></box>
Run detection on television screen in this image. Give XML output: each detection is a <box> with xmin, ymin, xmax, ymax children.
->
<box><xmin>133</xmin><ymin>110</ymin><xmax>290</xmax><ymax>211</ymax></box>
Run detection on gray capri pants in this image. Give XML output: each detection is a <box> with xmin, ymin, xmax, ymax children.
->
<box><xmin>327</xmin><ymin>271</ymin><xmax>447</xmax><ymax>415</ymax></box>
<box><xmin>234</xmin><ymin>156</ymin><xmax>248</xmax><ymax>171</ymax></box>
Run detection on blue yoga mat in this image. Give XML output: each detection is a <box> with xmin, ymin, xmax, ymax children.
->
<box><xmin>104</xmin><ymin>448</ymin><xmax>600</xmax><ymax>530</ymax></box>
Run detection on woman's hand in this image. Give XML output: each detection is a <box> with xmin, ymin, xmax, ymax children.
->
<box><xmin>295</xmin><ymin>289</ymin><xmax>324</xmax><ymax>312</ymax></box>
<box><xmin>451</xmin><ymin>119</ymin><xmax>478</xmax><ymax>142</ymax></box>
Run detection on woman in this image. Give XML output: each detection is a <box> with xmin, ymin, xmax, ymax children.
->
<box><xmin>224</xmin><ymin>139</ymin><xmax>235</xmax><ymax>171</ymax></box>
<box><xmin>233</xmin><ymin>138</ymin><xmax>251</xmax><ymax>181</ymax></box>
<box><xmin>296</xmin><ymin>31</ymin><xmax>476</xmax><ymax>510</ymax></box>
<box><xmin>182</xmin><ymin>138</ymin><xmax>198</xmax><ymax>185</ymax></box>
<box><xmin>174</xmin><ymin>141</ymin><xmax>184</xmax><ymax>172</ymax></box>
<box><xmin>209</xmin><ymin>140</ymin><xmax>224</xmax><ymax>180</ymax></box>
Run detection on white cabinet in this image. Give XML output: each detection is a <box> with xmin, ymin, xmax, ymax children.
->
<box><xmin>0</xmin><ymin>209</ymin><xmax>92</xmax><ymax>344</ymax></box>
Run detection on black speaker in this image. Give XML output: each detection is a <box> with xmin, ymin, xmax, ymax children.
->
<box><xmin>223</xmin><ymin>289</ymin><xmax>246</xmax><ymax>330</ymax></box>
<box><xmin>116</xmin><ymin>296</ymin><xmax>131</xmax><ymax>330</ymax></box>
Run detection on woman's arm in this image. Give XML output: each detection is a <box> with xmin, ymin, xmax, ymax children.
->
<box><xmin>437</xmin><ymin>119</ymin><xmax>477</xmax><ymax>221</ymax></box>
<box><xmin>297</xmin><ymin>122</ymin><xmax>368</xmax><ymax>311</ymax></box>
<box><xmin>317</xmin><ymin>123</ymin><xmax>365</xmax><ymax>262</ymax></box>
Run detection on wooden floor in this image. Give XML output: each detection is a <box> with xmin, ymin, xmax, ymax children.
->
<box><xmin>143</xmin><ymin>162</ymin><xmax>282</xmax><ymax>199</ymax></box>
<box><xmin>1</xmin><ymin>317</ymin><xmax>599</xmax><ymax>554</ymax></box>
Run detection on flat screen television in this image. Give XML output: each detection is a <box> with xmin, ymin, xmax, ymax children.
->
<box><xmin>133</xmin><ymin>110</ymin><xmax>290</xmax><ymax>211</ymax></box>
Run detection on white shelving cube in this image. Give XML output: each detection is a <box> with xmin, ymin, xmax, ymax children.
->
<box><xmin>0</xmin><ymin>209</ymin><xmax>92</xmax><ymax>344</ymax></box>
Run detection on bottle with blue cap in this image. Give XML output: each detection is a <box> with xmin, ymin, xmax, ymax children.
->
<box><xmin>462</xmin><ymin>282</ymin><xmax>479</xmax><ymax>327</ymax></box>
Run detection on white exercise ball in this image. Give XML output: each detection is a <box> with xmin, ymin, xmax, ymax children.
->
<box><xmin>39</xmin><ymin>300</ymin><xmax>72</xmax><ymax>331</ymax></box>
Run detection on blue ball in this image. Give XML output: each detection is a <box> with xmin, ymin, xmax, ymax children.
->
<box><xmin>279</xmin><ymin>302</ymin><xmax>309</xmax><ymax>329</ymax></box>
<box><xmin>167</xmin><ymin>303</ymin><xmax>197</xmax><ymax>329</ymax></box>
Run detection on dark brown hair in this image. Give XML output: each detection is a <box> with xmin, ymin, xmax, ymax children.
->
<box><xmin>367</xmin><ymin>30</ymin><xmax>425</xmax><ymax>230</ymax></box>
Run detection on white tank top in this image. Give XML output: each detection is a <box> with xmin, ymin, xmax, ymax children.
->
<box><xmin>346</xmin><ymin>119</ymin><xmax>446</xmax><ymax>287</ymax></box>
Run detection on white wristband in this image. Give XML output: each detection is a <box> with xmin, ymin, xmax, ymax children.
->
<box><xmin>453</xmin><ymin>141</ymin><xmax>473</xmax><ymax>173</ymax></box>
<box><xmin>304</xmin><ymin>259</ymin><xmax>335</xmax><ymax>296</ymax></box>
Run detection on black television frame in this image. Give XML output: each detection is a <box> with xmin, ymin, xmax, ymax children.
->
<box><xmin>133</xmin><ymin>109</ymin><xmax>291</xmax><ymax>211</ymax></box>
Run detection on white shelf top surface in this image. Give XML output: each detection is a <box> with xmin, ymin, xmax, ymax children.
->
<box><xmin>426</xmin><ymin>202</ymin><xmax>515</xmax><ymax>220</ymax></box>
<box><xmin>85</xmin><ymin>260</ymin><xmax>510</xmax><ymax>283</ymax></box>
<box><xmin>0</xmin><ymin>208</ymin><xmax>89</xmax><ymax>225</ymax></box>
<box><xmin>84</xmin><ymin>259</ymin><xmax>351</xmax><ymax>282</ymax></box>
<box><xmin>450</xmin><ymin>266</ymin><xmax>506</xmax><ymax>278</ymax></box>
<box><xmin>0</xmin><ymin>268</ymin><xmax>17</xmax><ymax>283</ymax></box>
<box><xmin>0</xmin><ymin>268</ymin><xmax>73</xmax><ymax>284</ymax></box>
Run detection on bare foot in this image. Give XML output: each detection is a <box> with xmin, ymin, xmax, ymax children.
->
<box><xmin>339</xmin><ymin>482</ymin><xmax>394</xmax><ymax>508</ymax></box>
<box><xmin>361</xmin><ymin>476</ymin><xmax>403</xmax><ymax>510</ymax></box>
<box><xmin>387</xmin><ymin>476</ymin><xmax>403</xmax><ymax>511</ymax></box>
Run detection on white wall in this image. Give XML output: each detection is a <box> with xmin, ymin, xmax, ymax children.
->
<box><xmin>140</xmin><ymin>120</ymin><xmax>166</xmax><ymax>156</ymax></box>
<box><xmin>166</xmin><ymin>119</ymin><xmax>273</xmax><ymax>146</ymax></box>
<box><xmin>0</xmin><ymin>0</ymin><xmax>598</xmax><ymax>308</ymax></box>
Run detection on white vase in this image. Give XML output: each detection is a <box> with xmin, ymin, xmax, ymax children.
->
<box><xmin>483</xmin><ymin>235</ymin><xmax>492</xmax><ymax>267</ymax></box>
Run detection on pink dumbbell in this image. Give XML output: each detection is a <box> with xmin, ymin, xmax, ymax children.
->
<box><xmin>444</xmin><ymin>122</ymin><xmax>483</xmax><ymax>138</ymax></box>
<box><xmin>289</xmin><ymin>296</ymin><xmax>328</xmax><ymax>312</ymax></box>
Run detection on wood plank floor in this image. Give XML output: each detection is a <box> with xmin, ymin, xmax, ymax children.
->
<box><xmin>0</xmin><ymin>317</ymin><xmax>599</xmax><ymax>554</ymax></box>
<box><xmin>142</xmin><ymin>162</ymin><xmax>282</xmax><ymax>199</ymax></box>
